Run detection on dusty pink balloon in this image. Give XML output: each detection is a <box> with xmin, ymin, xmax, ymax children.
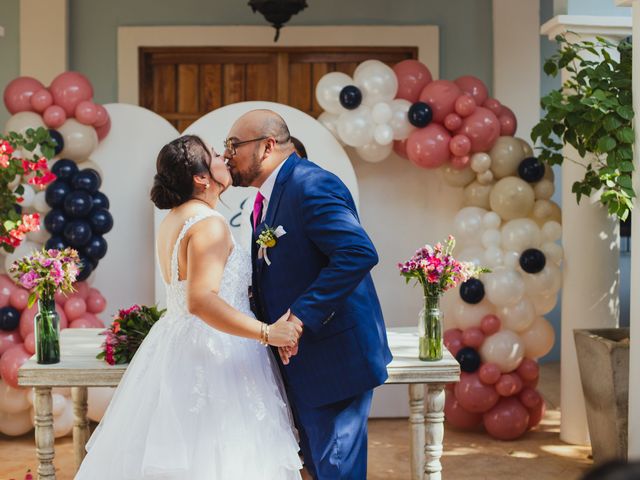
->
<box><xmin>461</xmin><ymin>327</ymin><xmax>484</xmax><ymax>349</ymax></box>
<box><xmin>483</xmin><ymin>397</ymin><xmax>530</xmax><ymax>440</ymax></box>
<box><xmin>49</xmin><ymin>71</ymin><xmax>94</xmax><ymax>116</ymax></box>
<box><xmin>478</xmin><ymin>362</ymin><xmax>502</xmax><ymax>385</ymax></box>
<box><xmin>495</xmin><ymin>373</ymin><xmax>523</xmax><ymax>397</ymax></box>
<box><xmin>3</xmin><ymin>76</ymin><xmax>44</xmax><ymax>114</ymax></box>
<box><xmin>418</xmin><ymin>80</ymin><xmax>462</xmax><ymax>123</ymax></box>
<box><xmin>516</xmin><ymin>358</ymin><xmax>539</xmax><ymax>382</ymax></box>
<box><xmin>64</xmin><ymin>297</ymin><xmax>87</xmax><ymax>321</ymax></box>
<box><xmin>454</xmin><ymin>372</ymin><xmax>500</xmax><ymax>413</ymax></box>
<box><xmin>69</xmin><ymin>318</ymin><xmax>94</xmax><ymax>329</ymax></box>
<box><xmin>95</xmin><ymin>116</ymin><xmax>111</xmax><ymax>141</ymax></box>
<box><xmin>19</xmin><ymin>305</ymin><xmax>37</xmax><ymax>340</ymax></box>
<box><xmin>75</xmin><ymin>101</ymin><xmax>98</xmax><ymax>125</ymax></box>
<box><xmin>451</xmin><ymin>155</ymin><xmax>470</xmax><ymax>170</ymax></box>
<box><xmin>0</xmin><ymin>344</ymin><xmax>30</xmax><ymax>388</ymax></box>
<box><xmin>393</xmin><ymin>139</ymin><xmax>409</xmax><ymax>159</ymax></box>
<box><xmin>444</xmin><ymin>328</ymin><xmax>463</xmax><ymax>348</ymax></box>
<box><xmin>9</xmin><ymin>288</ymin><xmax>29</xmax><ymax>311</ymax></box>
<box><xmin>0</xmin><ymin>330</ymin><xmax>22</xmax><ymax>356</ymax></box>
<box><xmin>444</xmin><ymin>113</ymin><xmax>462</xmax><ymax>131</ymax></box>
<box><xmin>527</xmin><ymin>398</ymin><xmax>546</xmax><ymax>429</ymax></box>
<box><xmin>483</xmin><ymin>98</ymin><xmax>504</xmax><ymax>116</ymax></box>
<box><xmin>454</xmin><ymin>76</ymin><xmax>489</xmax><ymax>106</ymax></box>
<box><xmin>519</xmin><ymin>387</ymin><xmax>542</xmax><ymax>409</ymax></box>
<box><xmin>522</xmin><ymin>376</ymin><xmax>539</xmax><ymax>390</ymax></box>
<box><xmin>454</xmin><ymin>94</ymin><xmax>477</xmax><ymax>117</ymax></box>
<box><xmin>445</xmin><ymin>391</ymin><xmax>483</xmax><ymax>429</ymax></box>
<box><xmin>30</xmin><ymin>89</ymin><xmax>53</xmax><ymax>113</ymax></box>
<box><xmin>499</xmin><ymin>106</ymin><xmax>518</xmax><ymax>136</ymax></box>
<box><xmin>57</xmin><ymin>304</ymin><xmax>68</xmax><ymax>329</ymax></box>
<box><xmin>43</xmin><ymin>105</ymin><xmax>67</xmax><ymax>129</ymax></box>
<box><xmin>0</xmin><ymin>276</ymin><xmax>13</xmax><ymax>308</ymax></box>
<box><xmin>447</xmin><ymin>338</ymin><xmax>463</xmax><ymax>357</ymax></box>
<box><xmin>406</xmin><ymin>123</ymin><xmax>452</xmax><ymax>169</ymax></box>
<box><xmin>24</xmin><ymin>332</ymin><xmax>35</xmax><ymax>355</ymax></box>
<box><xmin>393</xmin><ymin>59</ymin><xmax>433</xmax><ymax>103</ymax></box>
<box><xmin>75</xmin><ymin>282</ymin><xmax>91</xmax><ymax>299</ymax></box>
<box><xmin>81</xmin><ymin>313</ymin><xmax>104</xmax><ymax>328</ymax></box>
<box><xmin>94</xmin><ymin>105</ymin><xmax>109</xmax><ymax>127</ymax></box>
<box><xmin>54</xmin><ymin>290</ymin><xmax>68</xmax><ymax>306</ymax></box>
<box><xmin>449</xmin><ymin>134</ymin><xmax>471</xmax><ymax>157</ymax></box>
<box><xmin>86</xmin><ymin>293</ymin><xmax>106</xmax><ymax>314</ymax></box>
<box><xmin>458</xmin><ymin>107</ymin><xmax>500</xmax><ymax>153</ymax></box>
<box><xmin>480</xmin><ymin>314</ymin><xmax>501</xmax><ymax>335</ymax></box>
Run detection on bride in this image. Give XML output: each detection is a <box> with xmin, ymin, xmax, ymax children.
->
<box><xmin>75</xmin><ymin>135</ymin><xmax>303</xmax><ymax>479</ymax></box>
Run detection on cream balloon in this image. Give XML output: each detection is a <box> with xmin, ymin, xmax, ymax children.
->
<box><xmin>484</xmin><ymin>267</ymin><xmax>525</xmax><ymax>307</ymax></box>
<box><xmin>519</xmin><ymin>316</ymin><xmax>555</xmax><ymax>359</ymax></box>
<box><xmin>501</xmin><ymin>218</ymin><xmax>542</xmax><ymax>252</ymax></box>
<box><xmin>530</xmin><ymin>200</ymin><xmax>562</xmax><ymax>227</ymax></box>
<box><xmin>470</xmin><ymin>153</ymin><xmax>491</xmax><ymax>173</ymax></box>
<box><xmin>0</xmin><ymin>409</ymin><xmax>33</xmax><ymax>436</ymax></box>
<box><xmin>51</xmin><ymin>393</ymin><xmax>67</xmax><ymax>417</ymax></box>
<box><xmin>481</xmin><ymin>229</ymin><xmax>501</xmax><ymax>248</ymax></box>
<box><xmin>27</xmin><ymin>227</ymin><xmax>49</xmax><ymax>244</ymax></box>
<box><xmin>373</xmin><ymin>124</ymin><xmax>394</xmax><ymax>146</ymax></box>
<box><xmin>453</xmin><ymin>207</ymin><xmax>487</xmax><ymax>246</ymax></box>
<box><xmin>53</xmin><ymin>398</ymin><xmax>74</xmax><ymax>438</ymax></box>
<box><xmin>371</xmin><ymin>102</ymin><xmax>393</xmax><ymax>124</ymax></box>
<box><xmin>0</xmin><ymin>380</ymin><xmax>30</xmax><ymax>413</ymax></box>
<box><xmin>16</xmin><ymin>184</ymin><xmax>36</xmax><ymax>209</ymax></box>
<box><xmin>543</xmin><ymin>163</ymin><xmax>555</xmax><ymax>182</ymax></box>
<box><xmin>499</xmin><ymin>297</ymin><xmax>536</xmax><ymax>332</ymax></box>
<box><xmin>541</xmin><ymin>241</ymin><xmax>563</xmax><ymax>265</ymax></box>
<box><xmin>456</xmin><ymin>245</ymin><xmax>486</xmax><ymax>267</ymax></box>
<box><xmin>76</xmin><ymin>160</ymin><xmax>104</xmax><ymax>178</ymax></box>
<box><xmin>489</xmin><ymin>136</ymin><xmax>525</xmax><ymax>179</ymax></box>
<box><xmin>463</xmin><ymin>181</ymin><xmax>492</xmax><ymax>209</ymax></box>
<box><xmin>88</xmin><ymin>387</ymin><xmax>116</xmax><ymax>422</ymax></box>
<box><xmin>315</xmin><ymin>72</ymin><xmax>351</xmax><ymax>115</ymax></box>
<box><xmin>530</xmin><ymin>292</ymin><xmax>558</xmax><ymax>316</ymax></box>
<box><xmin>480</xmin><ymin>330</ymin><xmax>525</xmax><ymax>373</ymax></box>
<box><xmin>337</xmin><ymin>107</ymin><xmax>373</xmax><ymax>147</ymax></box>
<box><xmin>355</xmin><ymin>142</ymin><xmax>393</xmax><ymax>163</ymax></box>
<box><xmin>503</xmin><ymin>250</ymin><xmax>520</xmax><ymax>269</ymax></box>
<box><xmin>59</xmin><ymin>119</ymin><xmax>98</xmax><ymax>162</ymax></box>
<box><xmin>389</xmin><ymin>99</ymin><xmax>414</xmax><ymax>140</ymax></box>
<box><xmin>449</xmin><ymin>297</ymin><xmax>494</xmax><ymax>330</ymax></box>
<box><xmin>33</xmin><ymin>190</ymin><xmax>50</xmax><ymax>213</ymax></box>
<box><xmin>484</xmin><ymin>247</ymin><xmax>504</xmax><ymax>268</ymax></box>
<box><xmin>489</xmin><ymin>177</ymin><xmax>535</xmax><ymax>221</ymax></box>
<box><xmin>441</xmin><ymin>165</ymin><xmax>476</xmax><ymax>188</ymax></box>
<box><xmin>7</xmin><ymin>174</ymin><xmax>21</xmax><ymax>191</ymax></box>
<box><xmin>354</xmin><ymin>60</ymin><xmax>398</xmax><ymax>105</ymax></box>
<box><xmin>441</xmin><ymin>287</ymin><xmax>459</xmax><ymax>328</ymax></box>
<box><xmin>4</xmin><ymin>112</ymin><xmax>45</xmax><ymax>135</ymax></box>
<box><xmin>523</xmin><ymin>263</ymin><xmax>562</xmax><ymax>296</ymax></box>
<box><xmin>534</xmin><ymin>179</ymin><xmax>554</xmax><ymax>200</ymax></box>
<box><xmin>517</xmin><ymin>137</ymin><xmax>534</xmax><ymax>157</ymax></box>
<box><xmin>317</xmin><ymin>111</ymin><xmax>341</xmax><ymax>139</ymax></box>
<box><xmin>476</xmin><ymin>170</ymin><xmax>494</xmax><ymax>185</ymax></box>
<box><xmin>483</xmin><ymin>212</ymin><xmax>502</xmax><ymax>230</ymax></box>
<box><xmin>542</xmin><ymin>221</ymin><xmax>562</xmax><ymax>242</ymax></box>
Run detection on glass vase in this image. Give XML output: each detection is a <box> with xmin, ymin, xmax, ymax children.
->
<box><xmin>418</xmin><ymin>295</ymin><xmax>443</xmax><ymax>361</ymax></box>
<box><xmin>35</xmin><ymin>294</ymin><xmax>60</xmax><ymax>364</ymax></box>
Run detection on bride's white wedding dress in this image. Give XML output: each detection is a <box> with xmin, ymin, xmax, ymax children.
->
<box><xmin>75</xmin><ymin>211</ymin><xmax>302</xmax><ymax>479</ymax></box>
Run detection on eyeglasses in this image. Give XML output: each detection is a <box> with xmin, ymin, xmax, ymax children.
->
<box><xmin>223</xmin><ymin>136</ymin><xmax>268</xmax><ymax>158</ymax></box>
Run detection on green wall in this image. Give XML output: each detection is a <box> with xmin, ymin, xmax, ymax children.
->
<box><xmin>0</xmin><ymin>0</ymin><xmax>20</xmax><ymax>127</ymax></box>
<box><xmin>68</xmin><ymin>0</ymin><xmax>494</xmax><ymax>105</ymax></box>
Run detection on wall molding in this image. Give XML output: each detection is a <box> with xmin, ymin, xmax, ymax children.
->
<box><xmin>541</xmin><ymin>14</ymin><xmax>632</xmax><ymax>40</ymax></box>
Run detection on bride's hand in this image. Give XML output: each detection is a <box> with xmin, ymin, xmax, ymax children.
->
<box><xmin>268</xmin><ymin>310</ymin><xmax>302</xmax><ymax>348</ymax></box>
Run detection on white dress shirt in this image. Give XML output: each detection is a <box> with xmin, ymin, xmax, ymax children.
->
<box><xmin>257</xmin><ymin>160</ymin><xmax>286</xmax><ymax>223</ymax></box>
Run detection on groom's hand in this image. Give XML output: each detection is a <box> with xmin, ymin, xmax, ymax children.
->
<box><xmin>279</xmin><ymin>313</ymin><xmax>303</xmax><ymax>364</ymax></box>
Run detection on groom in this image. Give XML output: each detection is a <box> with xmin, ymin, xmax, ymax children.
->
<box><xmin>225</xmin><ymin>110</ymin><xmax>391</xmax><ymax>479</ymax></box>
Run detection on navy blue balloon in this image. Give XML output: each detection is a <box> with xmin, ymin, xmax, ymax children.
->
<box><xmin>44</xmin><ymin>209</ymin><xmax>67</xmax><ymax>235</ymax></box>
<box><xmin>51</xmin><ymin>159</ymin><xmax>78</xmax><ymax>182</ymax></box>
<box><xmin>13</xmin><ymin>204</ymin><xmax>22</xmax><ymax>215</ymax></box>
<box><xmin>0</xmin><ymin>306</ymin><xmax>20</xmax><ymax>331</ymax></box>
<box><xmin>64</xmin><ymin>190</ymin><xmax>93</xmax><ymax>218</ymax></box>
<box><xmin>84</xmin><ymin>236</ymin><xmax>108</xmax><ymax>261</ymax></box>
<box><xmin>89</xmin><ymin>209</ymin><xmax>113</xmax><ymax>235</ymax></box>
<box><xmin>520</xmin><ymin>248</ymin><xmax>546</xmax><ymax>274</ymax></box>
<box><xmin>63</xmin><ymin>220</ymin><xmax>92</xmax><ymax>248</ymax></box>
<box><xmin>71</xmin><ymin>169</ymin><xmax>101</xmax><ymax>193</ymax></box>
<box><xmin>48</xmin><ymin>129</ymin><xmax>64</xmax><ymax>155</ymax></box>
<box><xmin>518</xmin><ymin>157</ymin><xmax>545</xmax><ymax>183</ymax></box>
<box><xmin>92</xmin><ymin>192</ymin><xmax>110</xmax><ymax>211</ymax></box>
<box><xmin>45</xmin><ymin>236</ymin><xmax>66</xmax><ymax>251</ymax></box>
<box><xmin>408</xmin><ymin>102</ymin><xmax>433</xmax><ymax>128</ymax></box>
<box><xmin>339</xmin><ymin>85</ymin><xmax>362</xmax><ymax>110</ymax></box>
<box><xmin>77</xmin><ymin>256</ymin><xmax>94</xmax><ymax>282</ymax></box>
<box><xmin>45</xmin><ymin>180</ymin><xmax>71</xmax><ymax>208</ymax></box>
<box><xmin>460</xmin><ymin>278</ymin><xmax>485</xmax><ymax>304</ymax></box>
<box><xmin>455</xmin><ymin>347</ymin><xmax>482</xmax><ymax>373</ymax></box>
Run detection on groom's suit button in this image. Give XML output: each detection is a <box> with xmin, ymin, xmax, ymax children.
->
<box><xmin>323</xmin><ymin>312</ymin><xmax>336</xmax><ymax>325</ymax></box>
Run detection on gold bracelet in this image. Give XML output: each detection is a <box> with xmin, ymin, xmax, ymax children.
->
<box><xmin>259</xmin><ymin>322</ymin><xmax>266</xmax><ymax>345</ymax></box>
<box><xmin>265</xmin><ymin>324</ymin><xmax>270</xmax><ymax>345</ymax></box>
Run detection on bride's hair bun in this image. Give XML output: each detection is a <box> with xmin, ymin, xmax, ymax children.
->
<box><xmin>150</xmin><ymin>173</ymin><xmax>185</xmax><ymax>209</ymax></box>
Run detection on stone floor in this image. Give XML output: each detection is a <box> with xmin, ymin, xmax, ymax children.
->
<box><xmin>0</xmin><ymin>363</ymin><xmax>593</xmax><ymax>480</ymax></box>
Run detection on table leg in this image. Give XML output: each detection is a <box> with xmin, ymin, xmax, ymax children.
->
<box><xmin>424</xmin><ymin>383</ymin><xmax>446</xmax><ymax>480</ymax></box>
<box><xmin>408</xmin><ymin>384</ymin><xmax>425</xmax><ymax>480</ymax></box>
<box><xmin>34</xmin><ymin>387</ymin><xmax>56</xmax><ymax>480</ymax></box>
<box><xmin>71</xmin><ymin>387</ymin><xmax>90</xmax><ymax>471</ymax></box>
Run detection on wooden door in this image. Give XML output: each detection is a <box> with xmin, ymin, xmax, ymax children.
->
<box><xmin>139</xmin><ymin>46</ymin><xmax>417</xmax><ymax>130</ymax></box>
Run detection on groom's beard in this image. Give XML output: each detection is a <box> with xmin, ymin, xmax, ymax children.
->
<box><xmin>230</xmin><ymin>155</ymin><xmax>262</xmax><ymax>187</ymax></box>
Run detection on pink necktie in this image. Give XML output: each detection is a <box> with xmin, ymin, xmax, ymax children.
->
<box><xmin>252</xmin><ymin>192</ymin><xmax>265</xmax><ymax>230</ymax></box>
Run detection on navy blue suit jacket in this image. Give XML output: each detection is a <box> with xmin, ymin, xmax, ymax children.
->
<box><xmin>251</xmin><ymin>153</ymin><xmax>392</xmax><ymax>408</ymax></box>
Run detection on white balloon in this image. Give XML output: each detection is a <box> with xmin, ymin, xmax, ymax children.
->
<box><xmin>483</xmin><ymin>212</ymin><xmax>502</xmax><ymax>230</ymax></box>
<box><xmin>519</xmin><ymin>316</ymin><xmax>555</xmax><ymax>359</ymax></box>
<box><xmin>355</xmin><ymin>142</ymin><xmax>393</xmax><ymax>163</ymax></box>
<box><xmin>484</xmin><ymin>267</ymin><xmax>525</xmax><ymax>307</ymax></box>
<box><xmin>4</xmin><ymin>112</ymin><xmax>45</xmax><ymax>135</ymax></box>
<box><xmin>470</xmin><ymin>153</ymin><xmax>491</xmax><ymax>173</ymax></box>
<box><xmin>373</xmin><ymin>124</ymin><xmax>394</xmax><ymax>146</ymax></box>
<box><xmin>0</xmin><ymin>380</ymin><xmax>30</xmax><ymax>414</ymax></box>
<box><xmin>499</xmin><ymin>297</ymin><xmax>536</xmax><ymax>332</ymax></box>
<box><xmin>27</xmin><ymin>227</ymin><xmax>49</xmax><ymax>244</ymax></box>
<box><xmin>449</xmin><ymin>297</ymin><xmax>494</xmax><ymax>330</ymax></box>
<box><xmin>5</xmin><ymin>241</ymin><xmax>39</xmax><ymax>275</ymax></box>
<box><xmin>531</xmin><ymin>292</ymin><xmax>558</xmax><ymax>315</ymax></box>
<box><xmin>389</xmin><ymin>99</ymin><xmax>414</xmax><ymax>140</ymax></box>
<box><xmin>315</xmin><ymin>72</ymin><xmax>352</xmax><ymax>115</ymax></box>
<box><xmin>476</xmin><ymin>170</ymin><xmax>494</xmax><ymax>185</ymax></box>
<box><xmin>481</xmin><ymin>229</ymin><xmax>501</xmax><ymax>248</ymax></box>
<box><xmin>7</xmin><ymin>174</ymin><xmax>21</xmax><ymax>191</ymax></box>
<box><xmin>480</xmin><ymin>330</ymin><xmax>525</xmax><ymax>373</ymax></box>
<box><xmin>354</xmin><ymin>60</ymin><xmax>398</xmax><ymax>105</ymax></box>
<box><xmin>59</xmin><ymin>118</ymin><xmax>99</xmax><ymax>162</ymax></box>
<box><xmin>15</xmin><ymin>184</ymin><xmax>36</xmax><ymax>209</ymax></box>
<box><xmin>523</xmin><ymin>263</ymin><xmax>562</xmax><ymax>296</ymax></box>
<box><xmin>501</xmin><ymin>218</ymin><xmax>541</xmax><ymax>252</ymax></box>
<box><xmin>0</xmin><ymin>409</ymin><xmax>33</xmax><ymax>436</ymax></box>
<box><xmin>371</xmin><ymin>102</ymin><xmax>393</xmax><ymax>124</ymax></box>
<box><xmin>53</xmin><ymin>398</ymin><xmax>73</xmax><ymax>438</ymax></box>
<box><xmin>453</xmin><ymin>207</ymin><xmax>488</xmax><ymax>246</ymax></box>
<box><xmin>541</xmin><ymin>241</ymin><xmax>563</xmax><ymax>265</ymax></box>
<box><xmin>51</xmin><ymin>393</ymin><xmax>67</xmax><ymax>417</ymax></box>
<box><xmin>88</xmin><ymin>387</ymin><xmax>115</xmax><ymax>422</ymax></box>
<box><xmin>542</xmin><ymin>221</ymin><xmax>562</xmax><ymax>242</ymax></box>
<box><xmin>534</xmin><ymin>179</ymin><xmax>555</xmax><ymax>200</ymax></box>
<box><xmin>317</xmin><ymin>111</ymin><xmax>341</xmax><ymax>140</ymax></box>
<box><xmin>33</xmin><ymin>190</ymin><xmax>50</xmax><ymax>213</ymax></box>
<box><xmin>503</xmin><ymin>250</ymin><xmax>520</xmax><ymax>269</ymax></box>
<box><xmin>456</xmin><ymin>246</ymin><xmax>485</xmax><ymax>267</ymax></box>
<box><xmin>484</xmin><ymin>246</ymin><xmax>504</xmax><ymax>268</ymax></box>
<box><xmin>337</xmin><ymin>107</ymin><xmax>373</xmax><ymax>147</ymax></box>
<box><xmin>76</xmin><ymin>160</ymin><xmax>104</xmax><ymax>178</ymax></box>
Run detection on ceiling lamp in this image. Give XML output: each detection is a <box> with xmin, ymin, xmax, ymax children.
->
<box><xmin>248</xmin><ymin>0</ymin><xmax>308</xmax><ymax>42</ymax></box>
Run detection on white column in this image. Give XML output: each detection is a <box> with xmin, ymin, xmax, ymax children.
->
<box><xmin>19</xmin><ymin>0</ymin><xmax>67</xmax><ymax>83</ymax></box>
<box><xmin>492</xmin><ymin>0</ymin><xmax>541</xmax><ymax>139</ymax></box>
<box><xmin>541</xmin><ymin>15</ymin><xmax>631</xmax><ymax>445</ymax></box>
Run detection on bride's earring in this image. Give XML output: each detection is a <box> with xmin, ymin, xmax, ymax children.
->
<box><xmin>205</xmin><ymin>183</ymin><xmax>210</xmax><ymax>190</ymax></box>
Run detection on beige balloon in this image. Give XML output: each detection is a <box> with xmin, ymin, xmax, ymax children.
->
<box><xmin>530</xmin><ymin>199</ymin><xmax>562</xmax><ymax>226</ymax></box>
<box><xmin>59</xmin><ymin>118</ymin><xmax>99</xmax><ymax>162</ymax></box>
<box><xmin>543</xmin><ymin>163</ymin><xmax>555</xmax><ymax>182</ymax></box>
<box><xmin>0</xmin><ymin>409</ymin><xmax>33</xmax><ymax>436</ymax></box>
<box><xmin>519</xmin><ymin>316</ymin><xmax>555</xmax><ymax>359</ymax></box>
<box><xmin>440</xmin><ymin>164</ymin><xmax>476</xmax><ymax>188</ymax></box>
<box><xmin>534</xmin><ymin>179</ymin><xmax>554</xmax><ymax>200</ymax></box>
<box><xmin>477</xmin><ymin>169</ymin><xmax>494</xmax><ymax>185</ymax></box>
<box><xmin>480</xmin><ymin>330</ymin><xmax>525</xmax><ymax>373</ymax></box>
<box><xmin>489</xmin><ymin>136</ymin><xmax>525</xmax><ymax>179</ymax></box>
<box><xmin>4</xmin><ymin>111</ymin><xmax>45</xmax><ymax>135</ymax></box>
<box><xmin>489</xmin><ymin>177</ymin><xmax>535</xmax><ymax>220</ymax></box>
<box><xmin>470</xmin><ymin>152</ymin><xmax>491</xmax><ymax>173</ymax></box>
<box><xmin>517</xmin><ymin>137</ymin><xmax>534</xmax><ymax>157</ymax></box>
<box><xmin>464</xmin><ymin>180</ymin><xmax>493</xmax><ymax>209</ymax></box>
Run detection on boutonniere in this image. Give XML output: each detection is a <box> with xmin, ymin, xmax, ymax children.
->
<box><xmin>256</xmin><ymin>225</ymin><xmax>286</xmax><ymax>266</ymax></box>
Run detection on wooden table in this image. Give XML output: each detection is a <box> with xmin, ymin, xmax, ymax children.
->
<box><xmin>19</xmin><ymin>327</ymin><xmax>459</xmax><ymax>480</ymax></box>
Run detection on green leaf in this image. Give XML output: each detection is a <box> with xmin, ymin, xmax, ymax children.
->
<box><xmin>617</xmin><ymin>105</ymin><xmax>634</xmax><ymax>120</ymax></box>
<box><xmin>617</xmin><ymin>175</ymin><xmax>633</xmax><ymax>190</ymax></box>
<box><xmin>615</xmin><ymin>127</ymin><xmax>635</xmax><ymax>144</ymax></box>
<box><xmin>27</xmin><ymin>293</ymin><xmax>37</xmax><ymax>309</ymax></box>
<box><xmin>596</xmin><ymin>136</ymin><xmax>617</xmax><ymax>152</ymax></box>
<box><xmin>603</xmin><ymin>115</ymin><xmax>623</xmax><ymax>132</ymax></box>
<box><xmin>619</xmin><ymin>161</ymin><xmax>634</xmax><ymax>172</ymax></box>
